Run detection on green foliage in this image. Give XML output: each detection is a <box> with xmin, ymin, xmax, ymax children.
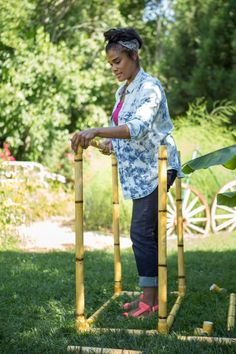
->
<box><xmin>182</xmin><ymin>145</ymin><xmax>236</xmax><ymax>174</ymax></box>
<box><xmin>217</xmin><ymin>192</ymin><xmax>236</xmax><ymax>207</ymax></box>
<box><xmin>0</xmin><ymin>178</ymin><xmax>73</xmax><ymax>248</ymax></box>
<box><xmin>83</xmin><ymin>149</ymin><xmax>132</xmax><ymax>234</ymax></box>
<box><xmin>173</xmin><ymin>99</ymin><xmax>236</xmax><ymax>204</ymax></box>
<box><xmin>159</xmin><ymin>0</ymin><xmax>236</xmax><ymax>115</ymax></box>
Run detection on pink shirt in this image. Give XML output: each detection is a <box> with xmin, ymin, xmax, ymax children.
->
<box><xmin>112</xmin><ymin>100</ymin><xmax>123</xmax><ymax>125</ymax></box>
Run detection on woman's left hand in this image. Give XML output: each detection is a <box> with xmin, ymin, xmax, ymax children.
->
<box><xmin>71</xmin><ymin>128</ymin><xmax>98</xmax><ymax>152</ymax></box>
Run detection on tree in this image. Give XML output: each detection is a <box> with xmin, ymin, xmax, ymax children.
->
<box><xmin>159</xmin><ymin>0</ymin><xmax>236</xmax><ymax>116</ymax></box>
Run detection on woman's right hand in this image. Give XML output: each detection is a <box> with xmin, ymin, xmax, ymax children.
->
<box><xmin>99</xmin><ymin>139</ymin><xmax>113</xmax><ymax>155</ymax></box>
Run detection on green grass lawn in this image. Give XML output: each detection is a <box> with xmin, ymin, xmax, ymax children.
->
<box><xmin>0</xmin><ymin>231</ymin><xmax>236</xmax><ymax>354</ymax></box>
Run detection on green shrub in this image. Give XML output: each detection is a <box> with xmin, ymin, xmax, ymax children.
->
<box><xmin>0</xmin><ymin>176</ymin><xmax>73</xmax><ymax>248</ymax></box>
<box><xmin>82</xmin><ymin>149</ymin><xmax>132</xmax><ymax>235</ymax></box>
<box><xmin>173</xmin><ymin>99</ymin><xmax>236</xmax><ymax>203</ymax></box>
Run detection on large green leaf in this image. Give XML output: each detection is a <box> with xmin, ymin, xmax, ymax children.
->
<box><xmin>217</xmin><ymin>192</ymin><xmax>236</xmax><ymax>208</ymax></box>
<box><xmin>182</xmin><ymin>145</ymin><xmax>236</xmax><ymax>174</ymax></box>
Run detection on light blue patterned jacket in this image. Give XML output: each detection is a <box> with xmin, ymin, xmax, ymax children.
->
<box><xmin>111</xmin><ymin>68</ymin><xmax>183</xmax><ymax>200</ymax></box>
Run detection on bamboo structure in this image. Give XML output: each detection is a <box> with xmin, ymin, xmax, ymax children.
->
<box><xmin>177</xmin><ymin>336</ymin><xmax>236</xmax><ymax>345</ymax></box>
<box><xmin>227</xmin><ymin>293</ymin><xmax>236</xmax><ymax>331</ymax></box>
<box><xmin>167</xmin><ymin>295</ymin><xmax>183</xmax><ymax>329</ymax></box>
<box><xmin>86</xmin><ymin>294</ymin><xmax>119</xmax><ymax>325</ymax></box>
<box><xmin>175</xmin><ymin>165</ymin><xmax>186</xmax><ymax>296</ymax></box>
<box><xmin>112</xmin><ymin>153</ymin><xmax>122</xmax><ymax>294</ymax></box>
<box><xmin>67</xmin><ymin>346</ymin><xmax>142</xmax><ymax>353</ymax></box>
<box><xmin>157</xmin><ymin>146</ymin><xmax>168</xmax><ymax>334</ymax></box>
<box><xmin>85</xmin><ymin>328</ymin><xmax>236</xmax><ymax>345</ymax></box>
<box><xmin>75</xmin><ymin>146</ymin><xmax>87</xmax><ymax>331</ymax></box>
<box><xmin>69</xmin><ymin>141</ymin><xmax>236</xmax><ymax>352</ymax></box>
<box><xmin>72</xmin><ymin>143</ymin><xmax>185</xmax><ymax>338</ymax></box>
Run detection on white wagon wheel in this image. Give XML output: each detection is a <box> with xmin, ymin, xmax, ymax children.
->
<box><xmin>211</xmin><ymin>180</ymin><xmax>236</xmax><ymax>233</ymax></box>
<box><xmin>167</xmin><ymin>183</ymin><xmax>211</xmax><ymax>237</ymax></box>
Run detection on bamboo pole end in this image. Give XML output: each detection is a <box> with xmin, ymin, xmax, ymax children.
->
<box><xmin>75</xmin><ymin>145</ymin><xmax>83</xmax><ymax>158</ymax></box>
<box><xmin>157</xmin><ymin>321</ymin><xmax>169</xmax><ymax>334</ymax></box>
<box><xmin>76</xmin><ymin>317</ymin><xmax>90</xmax><ymax>332</ymax></box>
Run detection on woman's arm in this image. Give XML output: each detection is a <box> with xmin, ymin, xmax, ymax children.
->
<box><xmin>71</xmin><ymin>124</ymin><xmax>130</xmax><ymax>152</ymax></box>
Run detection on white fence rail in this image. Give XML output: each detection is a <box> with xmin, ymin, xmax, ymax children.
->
<box><xmin>0</xmin><ymin>161</ymin><xmax>66</xmax><ymax>186</ymax></box>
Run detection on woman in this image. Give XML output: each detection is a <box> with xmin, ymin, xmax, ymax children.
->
<box><xmin>71</xmin><ymin>28</ymin><xmax>182</xmax><ymax>317</ymax></box>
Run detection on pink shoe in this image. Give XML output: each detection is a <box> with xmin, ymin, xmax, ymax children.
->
<box><xmin>123</xmin><ymin>293</ymin><xmax>144</xmax><ymax>310</ymax></box>
<box><xmin>123</xmin><ymin>301</ymin><xmax>159</xmax><ymax>318</ymax></box>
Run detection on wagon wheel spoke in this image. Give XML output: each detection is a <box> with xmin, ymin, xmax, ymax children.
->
<box><xmin>228</xmin><ymin>222</ymin><xmax>236</xmax><ymax>232</ymax></box>
<box><xmin>187</xmin><ymin>204</ymin><xmax>206</xmax><ymax>218</ymax></box>
<box><xmin>215</xmin><ymin>217</ymin><xmax>236</xmax><ymax>232</ymax></box>
<box><xmin>188</xmin><ymin>217</ymin><xmax>208</xmax><ymax>223</ymax></box>
<box><xmin>168</xmin><ymin>192</ymin><xmax>176</xmax><ymax>211</ymax></box>
<box><xmin>216</xmin><ymin>205</ymin><xmax>235</xmax><ymax>213</ymax></box>
<box><xmin>167</xmin><ymin>226</ymin><xmax>175</xmax><ymax>237</ymax></box>
<box><xmin>167</xmin><ymin>205</ymin><xmax>176</xmax><ymax>216</ymax></box>
<box><xmin>185</xmin><ymin>196</ymin><xmax>199</xmax><ymax>213</ymax></box>
<box><xmin>211</xmin><ymin>180</ymin><xmax>236</xmax><ymax>233</ymax></box>
<box><xmin>184</xmin><ymin>225</ymin><xmax>194</xmax><ymax>237</ymax></box>
<box><xmin>187</xmin><ymin>222</ymin><xmax>206</xmax><ymax>234</ymax></box>
<box><xmin>214</xmin><ymin>213</ymin><xmax>236</xmax><ymax>220</ymax></box>
<box><xmin>182</xmin><ymin>188</ymin><xmax>191</xmax><ymax>211</ymax></box>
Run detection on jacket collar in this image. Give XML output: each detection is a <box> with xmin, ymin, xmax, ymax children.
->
<box><xmin>117</xmin><ymin>68</ymin><xmax>145</xmax><ymax>97</ymax></box>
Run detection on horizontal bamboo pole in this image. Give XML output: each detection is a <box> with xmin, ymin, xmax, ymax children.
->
<box><xmin>227</xmin><ymin>293</ymin><xmax>236</xmax><ymax>331</ymax></box>
<box><xmin>86</xmin><ymin>292</ymin><xmax>142</xmax><ymax>326</ymax></box>
<box><xmin>85</xmin><ymin>328</ymin><xmax>236</xmax><ymax>345</ymax></box>
<box><xmin>120</xmin><ymin>291</ymin><xmax>141</xmax><ymax>296</ymax></box>
<box><xmin>167</xmin><ymin>296</ymin><xmax>183</xmax><ymax>330</ymax></box>
<box><xmin>86</xmin><ymin>294</ymin><xmax>119</xmax><ymax>325</ymax></box>
<box><xmin>177</xmin><ymin>336</ymin><xmax>236</xmax><ymax>345</ymax></box>
<box><xmin>67</xmin><ymin>346</ymin><xmax>142</xmax><ymax>353</ymax></box>
<box><xmin>89</xmin><ymin>140</ymin><xmax>111</xmax><ymax>154</ymax></box>
<box><xmin>86</xmin><ymin>328</ymin><xmax>156</xmax><ymax>335</ymax></box>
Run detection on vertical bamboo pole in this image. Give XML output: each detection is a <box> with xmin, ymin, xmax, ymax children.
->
<box><xmin>175</xmin><ymin>153</ymin><xmax>186</xmax><ymax>296</ymax></box>
<box><xmin>75</xmin><ymin>146</ymin><xmax>87</xmax><ymax>331</ymax></box>
<box><xmin>227</xmin><ymin>293</ymin><xmax>236</xmax><ymax>331</ymax></box>
<box><xmin>111</xmin><ymin>153</ymin><xmax>122</xmax><ymax>294</ymax></box>
<box><xmin>157</xmin><ymin>145</ymin><xmax>168</xmax><ymax>334</ymax></box>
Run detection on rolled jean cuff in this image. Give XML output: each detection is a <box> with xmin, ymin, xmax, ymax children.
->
<box><xmin>139</xmin><ymin>276</ymin><xmax>158</xmax><ymax>288</ymax></box>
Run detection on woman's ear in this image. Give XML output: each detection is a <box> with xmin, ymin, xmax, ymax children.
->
<box><xmin>132</xmin><ymin>52</ymin><xmax>138</xmax><ymax>62</ymax></box>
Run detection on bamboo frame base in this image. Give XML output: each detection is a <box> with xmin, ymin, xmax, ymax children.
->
<box><xmin>76</xmin><ymin>291</ymin><xmax>184</xmax><ymax>333</ymax></box>
<box><xmin>83</xmin><ymin>329</ymin><xmax>236</xmax><ymax>345</ymax></box>
<box><xmin>67</xmin><ymin>346</ymin><xmax>142</xmax><ymax>353</ymax></box>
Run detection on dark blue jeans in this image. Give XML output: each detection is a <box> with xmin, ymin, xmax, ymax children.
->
<box><xmin>130</xmin><ymin>169</ymin><xmax>177</xmax><ymax>288</ymax></box>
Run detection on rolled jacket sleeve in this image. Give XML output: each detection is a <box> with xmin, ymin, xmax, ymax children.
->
<box><xmin>126</xmin><ymin>81</ymin><xmax>162</xmax><ymax>140</ymax></box>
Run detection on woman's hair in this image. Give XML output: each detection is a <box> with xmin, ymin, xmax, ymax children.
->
<box><xmin>104</xmin><ymin>28</ymin><xmax>143</xmax><ymax>60</ymax></box>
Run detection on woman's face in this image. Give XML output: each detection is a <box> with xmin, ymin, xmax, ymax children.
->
<box><xmin>106</xmin><ymin>47</ymin><xmax>138</xmax><ymax>82</ymax></box>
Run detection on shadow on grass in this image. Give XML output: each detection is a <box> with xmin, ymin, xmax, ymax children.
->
<box><xmin>0</xmin><ymin>247</ymin><xmax>236</xmax><ymax>354</ymax></box>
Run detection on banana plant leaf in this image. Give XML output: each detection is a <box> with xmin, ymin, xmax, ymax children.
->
<box><xmin>182</xmin><ymin>145</ymin><xmax>236</xmax><ymax>174</ymax></box>
<box><xmin>217</xmin><ymin>192</ymin><xmax>236</xmax><ymax>207</ymax></box>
